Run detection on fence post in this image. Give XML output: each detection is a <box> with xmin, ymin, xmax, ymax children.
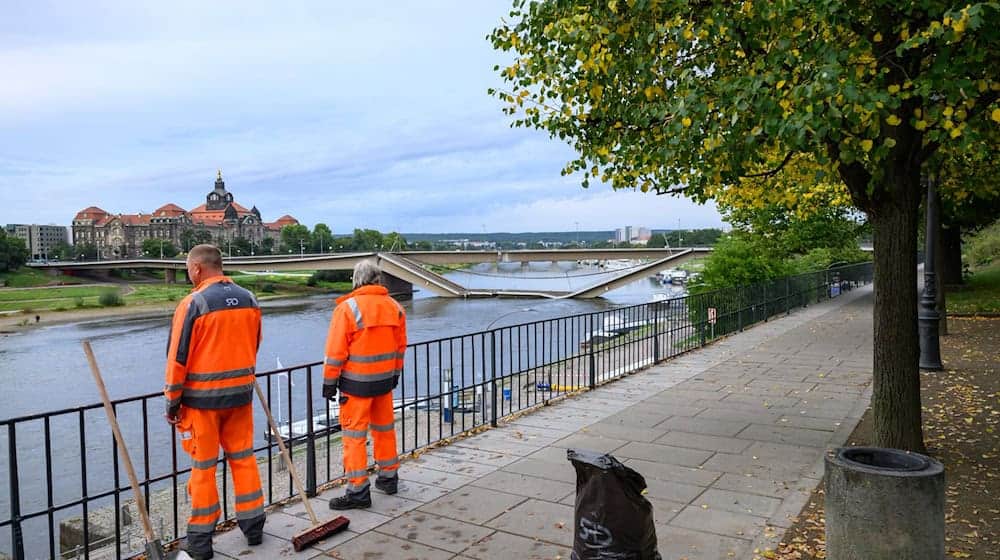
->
<box><xmin>738</xmin><ymin>287</ymin><xmax>745</xmax><ymax>331</ymax></box>
<box><xmin>699</xmin><ymin>298</ymin><xmax>707</xmax><ymax>347</ymax></box>
<box><xmin>304</xmin><ymin>366</ymin><xmax>317</xmax><ymax>497</ymax></box>
<box><xmin>490</xmin><ymin>330</ymin><xmax>498</xmax><ymax>427</ymax></box>
<box><xmin>588</xmin><ymin>314</ymin><xmax>596</xmax><ymax>389</ymax></box>
<box><xmin>785</xmin><ymin>276</ymin><xmax>791</xmax><ymax>316</ymax></box>
<box><xmin>8</xmin><ymin>424</ymin><xmax>24</xmax><ymax>560</ymax></box>
<box><xmin>653</xmin><ymin>303</ymin><xmax>661</xmax><ymax>363</ymax></box>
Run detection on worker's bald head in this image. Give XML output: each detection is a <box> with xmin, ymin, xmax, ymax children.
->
<box><xmin>186</xmin><ymin>244</ymin><xmax>223</xmax><ymax>285</ymax></box>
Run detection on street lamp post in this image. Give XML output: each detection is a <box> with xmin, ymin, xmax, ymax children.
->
<box><xmin>919</xmin><ymin>176</ymin><xmax>943</xmax><ymax>370</ymax></box>
<box><xmin>299</xmin><ymin>238</ymin><xmax>305</xmax><ymax>257</ymax></box>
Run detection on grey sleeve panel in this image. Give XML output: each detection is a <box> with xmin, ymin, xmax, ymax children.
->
<box><xmin>175</xmin><ymin>296</ymin><xmax>205</xmax><ymax>366</ymax></box>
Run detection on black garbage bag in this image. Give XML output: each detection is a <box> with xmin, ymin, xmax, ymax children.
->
<box><xmin>568</xmin><ymin>448</ymin><xmax>661</xmax><ymax>560</ymax></box>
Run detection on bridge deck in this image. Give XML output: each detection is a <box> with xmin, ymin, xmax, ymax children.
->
<box><xmin>26</xmin><ymin>249</ymin><xmax>711</xmax><ymax>299</ymax></box>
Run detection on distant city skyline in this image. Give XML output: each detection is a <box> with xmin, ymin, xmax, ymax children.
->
<box><xmin>0</xmin><ymin>1</ymin><xmax>724</xmax><ymax>233</ymax></box>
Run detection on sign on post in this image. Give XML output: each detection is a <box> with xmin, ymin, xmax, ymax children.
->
<box><xmin>707</xmin><ymin>307</ymin><xmax>717</xmax><ymax>324</ymax></box>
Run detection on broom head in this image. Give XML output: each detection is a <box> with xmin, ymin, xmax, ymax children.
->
<box><xmin>291</xmin><ymin>515</ymin><xmax>351</xmax><ymax>551</ymax></box>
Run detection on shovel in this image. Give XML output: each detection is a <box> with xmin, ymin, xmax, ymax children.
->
<box><xmin>83</xmin><ymin>341</ymin><xmax>193</xmax><ymax>560</ymax></box>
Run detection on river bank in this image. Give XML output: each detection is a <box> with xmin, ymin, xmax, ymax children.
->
<box><xmin>0</xmin><ymin>292</ymin><xmax>332</xmax><ymax>335</ymax></box>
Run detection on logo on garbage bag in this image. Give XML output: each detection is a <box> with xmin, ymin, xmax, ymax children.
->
<box><xmin>578</xmin><ymin>517</ymin><xmax>614</xmax><ymax>549</ymax></box>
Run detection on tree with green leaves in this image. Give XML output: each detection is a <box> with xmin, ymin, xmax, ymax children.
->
<box><xmin>229</xmin><ymin>237</ymin><xmax>253</xmax><ymax>256</ymax></box>
<box><xmin>350</xmin><ymin>229</ymin><xmax>385</xmax><ymax>251</ymax></box>
<box><xmin>0</xmin><ymin>230</ymin><xmax>29</xmax><ymax>271</ymax></box>
<box><xmin>141</xmin><ymin>238</ymin><xmax>179</xmax><ymax>258</ymax></box>
<box><xmin>74</xmin><ymin>242</ymin><xmax>98</xmax><ymax>260</ymax></box>
<box><xmin>280</xmin><ymin>224</ymin><xmax>312</xmax><ymax>254</ymax></box>
<box><xmin>383</xmin><ymin>232</ymin><xmax>408</xmax><ymax>251</ymax></box>
<box><xmin>312</xmin><ymin>223</ymin><xmax>333</xmax><ymax>253</ymax></box>
<box><xmin>52</xmin><ymin>241</ymin><xmax>75</xmax><ymax>261</ymax></box>
<box><xmin>491</xmin><ymin>1</ymin><xmax>999</xmax><ymax>451</ymax></box>
<box><xmin>179</xmin><ymin>228</ymin><xmax>213</xmax><ymax>252</ymax></box>
<box><xmin>260</xmin><ymin>237</ymin><xmax>275</xmax><ymax>255</ymax></box>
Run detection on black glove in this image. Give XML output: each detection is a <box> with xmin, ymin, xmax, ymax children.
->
<box><xmin>322</xmin><ymin>381</ymin><xmax>338</xmax><ymax>401</ymax></box>
<box><xmin>165</xmin><ymin>403</ymin><xmax>181</xmax><ymax>425</ymax></box>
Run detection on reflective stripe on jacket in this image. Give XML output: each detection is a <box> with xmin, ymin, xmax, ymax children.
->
<box><xmin>164</xmin><ymin>276</ymin><xmax>261</xmax><ymax>410</ymax></box>
<box><xmin>323</xmin><ymin>285</ymin><xmax>407</xmax><ymax>397</ymax></box>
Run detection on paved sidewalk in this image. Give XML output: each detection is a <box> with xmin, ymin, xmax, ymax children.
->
<box><xmin>212</xmin><ymin>286</ymin><xmax>875</xmax><ymax>559</ymax></box>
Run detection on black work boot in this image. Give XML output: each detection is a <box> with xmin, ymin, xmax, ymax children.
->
<box><xmin>183</xmin><ymin>532</ymin><xmax>215</xmax><ymax>560</ymax></box>
<box><xmin>374</xmin><ymin>475</ymin><xmax>398</xmax><ymax>495</ymax></box>
<box><xmin>329</xmin><ymin>485</ymin><xmax>372</xmax><ymax>510</ymax></box>
<box><xmin>238</xmin><ymin>513</ymin><xmax>265</xmax><ymax>546</ymax></box>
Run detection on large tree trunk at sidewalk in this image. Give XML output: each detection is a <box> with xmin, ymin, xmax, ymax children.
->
<box><xmin>941</xmin><ymin>225</ymin><xmax>964</xmax><ymax>286</ymax></box>
<box><xmin>871</xmin><ymin>197</ymin><xmax>927</xmax><ymax>453</ymax></box>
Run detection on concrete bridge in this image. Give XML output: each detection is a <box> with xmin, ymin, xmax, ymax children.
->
<box><xmin>27</xmin><ymin>248</ymin><xmax>712</xmax><ymax>299</ymax></box>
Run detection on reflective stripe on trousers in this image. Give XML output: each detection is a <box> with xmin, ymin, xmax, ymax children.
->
<box><xmin>340</xmin><ymin>392</ymin><xmax>399</xmax><ymax>489</ymax></box>
<box><xmin>178</xmin><ymin>404</ymin><xmax>265</xmax><ymax>538</ymax></box>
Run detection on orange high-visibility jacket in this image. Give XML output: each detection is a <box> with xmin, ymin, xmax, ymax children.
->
<box><xmin>323</xmin><ymin>285</ymin><xmax>406</xmax><ymax>397</ymax></box>
<box><xmin>164</xmin><ymin>276</ymin><xmax>261</xmax><ymax>412</ymax></box>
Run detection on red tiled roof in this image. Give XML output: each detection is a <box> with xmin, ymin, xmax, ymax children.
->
<box><xmin>274</xmin><ymin>215</ymin><xmax>299</xmax><ymax>225</ymax></box>
<box><xmin>189</xmin><ymin>201</ymin><xmax>253</xmax><ymax>219</ymax></box>
<box><xmin>74</xmin><ymin>206</ymin><xmax>110</xmax><ymax>221</ymax></box>
<box><xmin>154</xmin><ymin>203</ymin><xmax>187</xmax><ymax>217</ymax></box>
<box><xmin>106</xmin><ymin>214</ymin><xmax>152</xmax><ymax>226</ymax></box>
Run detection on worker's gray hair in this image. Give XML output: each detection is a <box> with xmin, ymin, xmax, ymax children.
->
<box><xmin>352</xmin><ymin>259</ymin><xmax>381</xmax><ymax>289</ymax></box>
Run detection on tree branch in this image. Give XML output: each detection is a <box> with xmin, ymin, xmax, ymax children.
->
<box><xmin>826</xmin><ymin>139</ymin><xmax>875</xmax><ymax>212</ymax></box>
<box><xmin>741</xmin><ymin>151</ymin><xmax>795</xmax><ymax>179</ymax></box>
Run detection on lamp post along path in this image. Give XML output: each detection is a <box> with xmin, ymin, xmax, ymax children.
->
<box><xmin>919</xmin><ymin>176</ymin><xmax>943</xmax><ymax>371</ymax></box>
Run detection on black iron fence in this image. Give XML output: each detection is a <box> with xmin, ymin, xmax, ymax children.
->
<box><xmin>1</xmin><ymin>262</ymin><xmax>873</xmax><ymax>559</ymax></box>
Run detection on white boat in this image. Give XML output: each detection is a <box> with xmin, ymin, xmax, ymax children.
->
<box><xmin>602</xmin><ymin>315</ymin><xmax>651</xmax><ymax>332</ymax></box>
<box><xmin>264</xmin><ymin>398</ymin><xmax>410</xmax><ymax>441</ymax></box>
<box><xmin>668</xmin><ymin>270</ymin><xmax>688</xmax><ymax>285</ymax></box>
<box><xmin>651</xmin><ymin>285</ymin><xmax>687</xmax><ymax>306</ymax></box>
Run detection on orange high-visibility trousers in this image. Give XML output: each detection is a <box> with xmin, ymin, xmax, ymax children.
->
<box><xmin>340</xmin><ymin>392</ymin><xmax>399</xmax><ymax>492</ymax></box>
<box><xmin>179</xmin><ymin>404</ymin><xmax>265</xmax><ymax>536</ymax></box>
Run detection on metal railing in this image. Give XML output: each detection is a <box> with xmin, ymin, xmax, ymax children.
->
<box><xmin>1</xmin><ymin>262</ymin><xmax>873</xmax><ymax>559</ymax></box>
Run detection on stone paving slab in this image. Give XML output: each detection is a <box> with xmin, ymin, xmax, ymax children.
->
<box><xmin>417</xmin><ymin>486</ymin><xmax>526</xmax><ymax>525</ymax></box>
<box><xmin>484</xmin><ymin>499</ymin><xmax>575</xmax><ymax>548</ymax></box>
<box><xmin>459</xmin><ymin>530</ymin><xmax>570</xmax><ymax>560</ymax></box>
<box><xmin>207</xmin><ymin>286</ymin><xmax>874</xmax><ymax>559</ymax></box>
<box><xmin>375</xmin><ymin>511</ymin><xmax>496</xmax><ymax>554</ymax></box>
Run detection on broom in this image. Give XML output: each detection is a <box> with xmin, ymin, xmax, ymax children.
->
<box><xmin>83</xmin><ymin>341</ymin><xmax>193</xmax><ymax>560</ymax></box>
<box><xmin>252</xmin><ymin>379</ymin><xmax>350</xmax><ymax>551</ymax></box>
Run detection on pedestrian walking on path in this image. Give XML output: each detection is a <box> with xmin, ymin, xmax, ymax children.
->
<box><xmin>322</xmin><ymin>259</ymin><xmax>407</xmax><ymax>510</ymax></box>
<box><xmin>163</xmin><ymin>244</ymin><xmax>266</xmax><ymax>559</ymax></box>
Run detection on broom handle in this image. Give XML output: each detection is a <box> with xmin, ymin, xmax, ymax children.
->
<box><xmin>83</xmin><ymin>341</ymin><xmax>158</xmax><ymax>544</ymax></box>
<box><xmin>253</xmin><ymin>379</ymin><xmax>319</xmax><ymax>525</ymax></box>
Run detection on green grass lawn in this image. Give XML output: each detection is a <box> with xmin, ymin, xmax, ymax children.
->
<box><xmin>947</xmin><ymin>262</ymin><xmax>1000</xmax><ymax>314</ymax></box>
<box><xmin>0</xmin><ymin>267</ymin><xmax>87</xmax><ymax>288</ymax></box>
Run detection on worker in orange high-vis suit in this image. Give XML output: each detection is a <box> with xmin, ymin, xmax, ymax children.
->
<box><xmin>323</xmin><ymin>259</ymin><xmax>407</xmax><ymax>509</ymax></box>
<box><xmin>164</xmin><ymin>244</ymin><xmax>265</xmax><ymax>560</ymax></box>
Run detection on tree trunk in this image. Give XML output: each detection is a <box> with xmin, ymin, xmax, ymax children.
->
<box><xmin>871</xmin><ymin>198</ymin><xmax>926</xmax><ymax>453</ymax></box>
<box><xmin>941</xmin><ymin>225</ymin><xmax>963</xmax><ymax>286</ymax></box>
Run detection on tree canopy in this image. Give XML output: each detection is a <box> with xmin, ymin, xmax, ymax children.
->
<box><xmin>141</xmin><ymin>238</ymin><xmax>179</xmax><ymax>258</ymax></box>
<box><xmin>491</xmin><ymin>0</ymin><xmax>1000</xmax><ymax>452</ymax></box>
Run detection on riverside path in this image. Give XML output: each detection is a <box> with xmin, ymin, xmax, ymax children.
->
<box><xmin>192</xmin><ymin>285</ymin><xmax>875</xmax><ymax>559</ymax></box>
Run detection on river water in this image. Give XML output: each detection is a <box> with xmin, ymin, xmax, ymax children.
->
<box><xmin>0</xmin><ymin>262</ymin><xmax>668</xmax><ymax>557</ymax></box>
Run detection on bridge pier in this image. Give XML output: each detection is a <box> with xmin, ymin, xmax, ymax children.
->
<box><xmin>381</xmin><ymin>273</ymin><xmax>413</xmax><ymax>300</ymax></box>
<box><xmin>165</xmin><ymin>269</ymin><xmax>177</xmax><ymax>284</ymax></box>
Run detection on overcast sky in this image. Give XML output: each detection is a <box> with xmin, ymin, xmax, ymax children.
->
<box><xmin>0</xmin><ymin>1</ymin><xmax>724</xmax><ymax>233</ymax></box>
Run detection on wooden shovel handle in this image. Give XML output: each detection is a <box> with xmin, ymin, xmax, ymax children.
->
<box><xmin>83</xmin><ymin>341</ymin><xmax>158</xmax><ymax>544</ymax></box>
<box><xmin>253</xmin><ymin>379</ymin><xmax>319</xmax><ymax>525</ymax></box>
